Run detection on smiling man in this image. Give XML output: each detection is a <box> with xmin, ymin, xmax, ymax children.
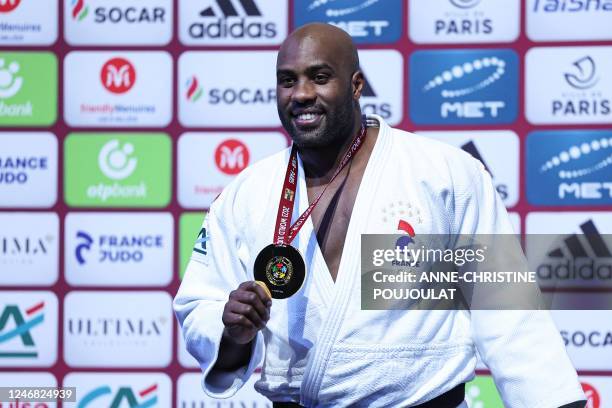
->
<box><xmin>174</xmin><ymin>24</ymin><xmax>586</xmax><ymax>407</ymax></box>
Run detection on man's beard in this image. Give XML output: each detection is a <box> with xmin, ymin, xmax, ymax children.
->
<box><xmin>280</xmin><ymin>100</ymin><xmax>356</xmax><ymax>149</ymax></box>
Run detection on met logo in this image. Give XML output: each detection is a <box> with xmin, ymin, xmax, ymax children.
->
<box><xmin>527</xmin><ymin>130</ymin><xmax>612</xmax><ymax>205</ymax></box>
<box><xmin>0</xmin><ymin>302</ymin><xmax>44</xmax><ymax>358</ymax></box>
<box><xmin>80</xmin><ymin>384</ymin><xmax>158</xmax><ymax>407</ymax></box>
<box><xmin>293</xmin><ymin>0</ymin><xmax>401</xmax><ymax>44</ymax></box>
<box><xmin>410</xmin><ymin>49</ymin><xmax>518</xmax><ymax>125</ymax></box>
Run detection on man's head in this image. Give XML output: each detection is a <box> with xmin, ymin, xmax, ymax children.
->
<box><xmin>276</xmin><ymin>23</ymin><xmax>364</xmax><ymax>149</ymax></box>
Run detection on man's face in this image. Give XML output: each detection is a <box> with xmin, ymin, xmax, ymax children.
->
<box><xmin>276</xmin><ymin>36</ymin><xmax>357</xmax><ymax>148</ymax></box>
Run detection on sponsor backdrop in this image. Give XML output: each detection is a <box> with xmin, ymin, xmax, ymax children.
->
<box><xmin>0</xmin><ymin>0</ymin><xmax>611</xmax><ymax>407</ymax></box>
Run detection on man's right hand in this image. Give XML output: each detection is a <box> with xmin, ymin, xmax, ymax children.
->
<box><xmin>221</xmin><ymin>281</ymin><xmax>272</xmax><ymax>345</ymax></box>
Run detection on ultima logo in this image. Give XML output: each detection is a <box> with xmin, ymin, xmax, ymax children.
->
<box><xmin>536</xmin><ymin>219</ymin><xmax>612</xmax><ymax>283</ymax></box>
<box><xmin>0</xmin><ymin>302</ymin><xmax>44</xmax><ymax>358</ymax></box>
<box><xmin>214</xmin><ymin>139</ymin><xmax>249</xmax><ymax>175</ymax></box>
<box><xmin>0</xmin><ymin>0</ymin><xmax>20</xmax><ymax>13</ymax></box>
<box><xmin>527</xmin><ymin>131</ymin><xmax>612</xmax><ymax>205</ymax></box>
<box><xmin>0</xmin><ymin>59</ymin><xmax>23</xmax><ymax>99</ymax></box>
<box><xmin>80</xmin><ymin>383</ymin><xmax>158</xmax><ymax>407</ymax></box>
<box><xmin>410</xmin><ymin>50</ymin><xmax>518</xmax><ymax>124</ymax></box>
<box><xmin>581</xmin><ymin>382</ymin><xmax>601</xmax><ymax>408</ymax></box>
<box><xmin>185</xmin><ymin>76</ymin><xmax>202</xmax><ymax>102</ymax></box>
<box><xmin>294</xmin><ymin>0</ymin><xmax>401</xmax><ymax>43</ymax></box>
<box><xmin>189</xmin><ymin>0</ymin><xmax>276</xmax><ymax>39</ymax></box>
<box><xmin>101</xmin><ymin>58</ymin><xmax>136</xmax><ymax>94</ymax></box>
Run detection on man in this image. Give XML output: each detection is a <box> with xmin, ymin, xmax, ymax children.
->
<box><xmin>174</xmin><ymin>23</ymin><xmax>586</xmax><ymax>407</ymax></box>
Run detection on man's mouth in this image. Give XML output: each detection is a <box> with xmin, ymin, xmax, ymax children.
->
<box><xmin>292</xmin><ymin>111</ymin><xmax>323</xmax><ymax>128</ymax></box>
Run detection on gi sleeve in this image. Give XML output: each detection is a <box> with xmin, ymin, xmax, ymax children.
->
<box><xmin>453</xmin><ymin>160</ymin><xmax>585</xmax><ymax>408</ymax></box>
<box><xmin>173</xmin><ymin>206</ymin><xmax>265</xmax><ymax>398</ymax></box>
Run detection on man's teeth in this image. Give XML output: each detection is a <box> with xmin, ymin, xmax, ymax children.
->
<box><xmin>298</xmin><ymin>113</ymin><xmax>317</xmax><ymax>121</ymax></box>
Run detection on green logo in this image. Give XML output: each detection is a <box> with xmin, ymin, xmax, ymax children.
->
<box><xmin>466</xmin><ymin>376</ymin><xmax>504</xmax><ymax>407</ymax></box>
<box><xmin>0</xmin><ymin>52</ymin><xmax>57</xmax><ymax>126</ymax></box>
<box><xmin>65</xmin><ymin>133</ymin><xmax>171</xmax><ymax>207</ymax></box>
<box><xmin>179</xmin><ymin>212</ymin><xmax>207</xmax><ymax>279</ymax></box>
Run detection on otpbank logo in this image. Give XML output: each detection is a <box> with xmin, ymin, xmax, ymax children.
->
<box><xmin>178</xmin><ymin>51</ymin><xmax>279</xmax><ymax>127</ymax></box>
<box><xmin>293</xmin><ymin>0</ymin><xmax>401</xmax><ymax>44</ymax></box>
<box><xmin>527</xmin><ymin>0</ymin><xmax>612</xmax><ymax>41</ymax></box>
<box><xmin>64</xmin><ymin>133</ymin><xmax>171</xmax><ymax>207</ymax></box>
<box><xmin>64</xmin><ymin>51</ymin><xmax>172</xmax><ymax>127</ymax></box>
<box><xmin>409</xmin><ymin>0</ymin><xmax>520</xmax><ymax>44</ymax></box>
<box><xmin>179</xmin><ymin>0</ymin><xmax>287</xmax><ymax>46</ymax></box>
<box><xmin>63</xmin><ymin>373</ymin><xmax>172</xmax><ymax>407</ymax></box>
<box><xmin>526</xmin><ymin>130</ymin><xmax>612</xmax><ymax>205</ymax></box>
<box><xmin>0</xmin><ymin>0</ymin><xmax>58</xmax><ymax>45</ymax></box>
<box><xmin>65</xmin><ymin>0</ymin><xmax>172</xmax><ymax>45</ymax></box>
<box><xmin>0</xmin><ymin>291</ymin><xmax>57</xmax><ymax>367</ymax></box>
<box><xmin>526</xmin><ymin>47</ymin><xmax>612</xmax><ymax>125</ymax></box>
<box><xmin>178</xmin><ymin>132</ymin><xmax>287</xmax><ymax>208</ymax></box>
<box><xmin>409</xmin><ymin>49</ymin><xmax>518</xmax><ymax>125</ymax></box>
<box><xmin>65</xmin><ymin>212</ymin><xmax>173</xmax><ymax>287</ymax></box>
<box><xmin>63</xmin><ymin>291</ymin><xmax>172</xmax><ymax>367</ymax></box>
<box><xmin>0</xmin><ymin>52</ymin><xmax>57</xmax><ymax>126</ymax></box>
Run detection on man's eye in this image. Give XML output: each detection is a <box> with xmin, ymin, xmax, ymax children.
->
<box><xmin>314</xmin><ymin>74</ymin><xmax>329</xmax><ymax>83</ymax></box>
<box><xmin>279</xmin><ymin>78</ymin><xmax>295</xmax><ymax>87</ymax></box>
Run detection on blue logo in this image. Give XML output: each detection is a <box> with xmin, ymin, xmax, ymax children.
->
<box><xmin>527</xmin><ymin>130</ymin><xmax>612</xmax><ymax>205</ymax></box>
<box><xmin>409</xmin><ymin>49</ymin><xmax>518</xmax><ymax>125</ymax></box>
<box><xmin>76</xmin><ymin>231</ymin><xmax>93</xmax><ymax>265</ymax></box>
<box><xmin>293</xmin><ymin>0</ymin><xmax>402</xmax><ymax>44</ymax></box>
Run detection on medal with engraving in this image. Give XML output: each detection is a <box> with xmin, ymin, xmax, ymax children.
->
<box><xmin>254</xmin><ymin>120</ymin><xmax>368</xmax><ymax>298</ymax></box>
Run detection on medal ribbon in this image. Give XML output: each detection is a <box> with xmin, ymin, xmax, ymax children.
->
<box><xmin>273</xmin><ymin>121</ymin><xmax>367</xmax><ymax>246</ymax></box>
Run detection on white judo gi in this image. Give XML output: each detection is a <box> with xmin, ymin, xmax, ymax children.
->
<box><xmin>174</xmin><ymin>115</ymin><xmax>585</xmax><ymax>407</ymax></box>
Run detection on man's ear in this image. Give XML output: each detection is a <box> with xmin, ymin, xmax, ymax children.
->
<box><xmin>352</xmin><ymin>70</ymin><xmax>365</xmax><ymax>100</ymax></box>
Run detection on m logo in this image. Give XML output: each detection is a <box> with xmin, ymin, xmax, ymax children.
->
<box><xmin>0</xmin><ymin>59</ymin><xmax>23</xmax><ymax>99</ymax></box>
<box><xmin>81</xmin><ymin>384</ymin><xmax>158</xmax><ymax>407</ymax></box>
<box><xmin>200</xmin><ymin>0</ymin><xmax>262</xmax><ymax>17</ymax></box>
<box><xmin>0</xmin><ymin>0</ymin><xmax>20</xmax><ymax>13</ymax></box>
<box><xmin>101</xmin><ymin>58</ymin><xmax>136</xmax><ymax>94</ymax></box>
<box><xmin>214</xmin><ymin>139</ymin><xmax>250</xmax><ymax>175</ymax></box>
<box><xmin>98</xmin><ymin>139</ymin><xmax>137</xmax><ymax>180</ymax></box>
<box><xmin>0</xmin><ymin>302</ymin><xmax>44</xmax><ymax>358</ymax></box>
<box><xmin>71</xmin><ymin>0</ymin><xmax>89</xmax><ymax>21</ymax></box>
<box><xmin>565</xmin><ymin>56</ymin><xmax>599</xmax><ymax>90</ymax></box>
<box><xmin>581</xmin><ymin>382</ymin><xmax>601</xmax><ymax>408</ymax></box>
<box><xmin>75</xmin><ymin>231</ymin><xmax>93</xmax><ymax>265</ymax></box>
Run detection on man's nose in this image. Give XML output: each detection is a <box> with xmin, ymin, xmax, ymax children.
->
<box><xmin>291</xmin><ymin>79</ymin><xmax>316</xmax><ymax>104</ymax></box>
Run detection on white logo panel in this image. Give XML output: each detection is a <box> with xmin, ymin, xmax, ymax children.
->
<box><xmin>64</xmin><ymin>0</ymin><xmax>173</xmax><ymax>45</ymax></box>
<box><xmin>0</xmin><ymin>0</ymin><xmax>58</xmax><ymax>45</ymax></box>
<box><xmin>527</xmin><ymin>0</ymin><xmax>612</xmax><ymax>41</ymax></box>
<box><xmin>409</xmin><ymin>0</ymin><xmax>520</xmax><ymax>44</ymax></box>
<box><xmin>63</xmin><ymin>291</ymin><xmax>172</xmax><ymax>367</ymax></box>
<box><xmin>526</xmin><ymin>211</ymin><xmax>612</xmax><ymax>234</ymax></box>
<box><xmin>0</xmin><ymin>212</ymin><xmax>59</xmax><ymax>286</ymax></box>
<box><xmin>551</xmin><ymin>294</ymin><xmax>612</xmax><ymax>371</ymax></box>
<box><xmin>418</xmin><ymin>131</ymin><xmax>519</xmax><ymax>207</ymax></box>
<box><xmin>526</xmin><ymin>46</ymin><xmax>612</xmax><ymax>124</ymax></box>
<box><xmin>0</xmin><ymin>291</ymin><xmax>58</xmax><ymax>367</ymax></box>
<box><xmin>178</xmin><ymin>132</ymin><xmax>287</xmax><ymax>208</ymax></box>
<box><xmin>179</xmin><ymin>0</ymin><xmax>287</xmax><ymax>46</ymax></box>
<box><xmin>0</xmin><ymin>132</ymin><xmax>57</xmax><ymax>208</ymax></box>
<box><xmin>178</xmin><ymin>51</ymin><xmax>279</xmax><ymax>127</ymax></box>
<box><xmin>359</xmin><ymin>50</ymin><xmax>403</xmax><ymax>126</ymax></box>
<box><xmin>64</xmin><ymin>51</ymin><xmax>172</xmax><ymax>127</ymax></box>
<box><xmin>63</xmin><ymin>372</ymin><xmax>172</xmax><ymax>408</ymax></box>
<box><xmin>178</xmin><ymin>372</ymin><xmax>271</xmax><ymax>407</ymax></box>
<box><xmin>65</xmin><ymin>212</ymin><xmax>173</xmax><ymax>287</ymax></box>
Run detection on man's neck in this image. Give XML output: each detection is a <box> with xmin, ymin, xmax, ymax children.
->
<box><xmin>298</xmin><ymin>118</ymin><xmax>363</xmax><ymax>185</ymax></box>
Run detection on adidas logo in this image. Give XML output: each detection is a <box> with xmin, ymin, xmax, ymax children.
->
<box><xmin>537</xmin><ymin>219</ymin><xmax>612</xmax><ymax>283</ymax></box>
<box><xmin>360</xmin><ymin>69</ymin><xmax>392</xmax><ymax>119</ymax></box>
<box><xmin>460</xmin><ymin>140</ymin><xmax>508</xmax><ymax>200</ymax></box>
<box><xmin>189</xmin><ymin>0</ymin><xmax>277</xmax><ymax>39</ymax></box>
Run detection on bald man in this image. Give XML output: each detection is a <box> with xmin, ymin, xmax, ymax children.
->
<box><xmin>174</xmin><ymin>24</ymin><xmax>586</xmax><ymax>407</ymax></box>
